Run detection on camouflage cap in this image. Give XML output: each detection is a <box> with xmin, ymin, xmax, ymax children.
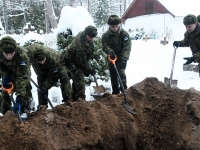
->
<box><xmin>34</xmin><ymin>48</ymin><xmax>46</xmax><ymax>61</ymax></box>
<box><xmin>0</xmin><ymin>36</ymin><xmax>17</xmax><ymax>53</ymax></box>
<box><xmin>183</xmin><ymin>14</ymin><xmax>197</xmax><ymax>25</ymax></box>
<box><xmin>108</xmin><ymin>15</ymin><xmax>121</xmax><ymax>25</ymax></box>
<box><xmin>84</xmin><ymin>25</ymin><xmax>98</xmax><ymax>38</ymax></box>
<box><xmin>197</xmin><ymin>15</ymin><xmax>200</xmax><ymax>23</ymax></box>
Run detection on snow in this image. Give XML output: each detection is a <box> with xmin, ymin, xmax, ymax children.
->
<box><xmin>0</xmin><ymin>6</ymin><xmax>199</xmax><ymax>115</ymax></box>
<box><xmin>56</xmin><ymin>6</ymin><xmax>95</xmax><ymax>37</ymax></box>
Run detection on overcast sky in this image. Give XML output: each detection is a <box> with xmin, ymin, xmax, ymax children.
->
<box><xmin>159</xmin><ymin>0</ymin><xmax>200</xmax><ymax>16</ymax></box>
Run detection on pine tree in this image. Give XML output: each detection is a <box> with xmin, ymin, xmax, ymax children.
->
<box><xmin>94</xmin><ymin>0</ymin><xmax>109</xmax><ymax>27</ymax></box>
<box><xmin>57</xmin><ymin>28</ymin><xmax>74</xmax><ymax>51</ymax></box>
<box><xmin>27</xmin><ymin>1</ymin><xmax>46</xmax><ymax>33</ymax></box>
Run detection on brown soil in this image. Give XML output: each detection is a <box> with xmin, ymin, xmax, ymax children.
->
<box><xmin>0</xmin><ymin>77</ymin><xmax>200</xmax><ymax>150</ymax></box>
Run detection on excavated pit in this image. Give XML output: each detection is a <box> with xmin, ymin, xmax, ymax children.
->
<box><xmin>0</xmin><ymin>77</ymin><xmax>200</xmax><ymax>150</ymax></box>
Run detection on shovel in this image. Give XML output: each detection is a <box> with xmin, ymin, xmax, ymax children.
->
<box><xmin>2</xmin><ymin>82</ymin><xmax>23</xmax><ymax>123</ymax></box>
<box><xmin>164</xmin><ymin>46</ymin><xmax>178</xmax><ymax>88</ymax></box>
<box><xmin>92</xmin><ymin>74</ymin><xmax>106</xmax><ymax>93</ymax></box>
<box><xmin>108</xmin><ymin>55</ymin><xmax>137</xmax><ymax>115</ymax></box>
<box><xmin>30</xmin><ymin>78</ymin><xmax>53</xmax><ymax>109</ymax></box>
<box><xmin>91</xmin><ymin>74</ymin><xmax>107</xmax><ymax>99</ymax></box>
<box><xmin>88</xmin><ymin>61</ymin><xmax>106</xmax><ymax>98</ymax></box>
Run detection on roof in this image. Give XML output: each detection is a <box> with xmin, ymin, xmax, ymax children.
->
<box><xmin>121</xmin><ymin>0</ymin><xmax>175</xmax><ymax>23</ymax></box>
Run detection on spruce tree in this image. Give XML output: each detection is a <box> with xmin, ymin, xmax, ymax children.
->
<box><xmin>94</xmin><ymin>0</ymin><xmax>109</xmax><ymax>27</ymax></box>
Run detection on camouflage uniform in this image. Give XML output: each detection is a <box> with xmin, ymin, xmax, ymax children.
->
<box><xmin>0</xmin><ymin>37</ymin><xmax>32</xmax><ymax>115</ymax></box>
<box><xmin>175</xmin><ymin>15</ymin><xmax>200</xmax><ymax>63</ymax></box>
<box><xmin>102</xmin><ymin>15</ymin><xmax>132</xmax><ymax>94</ymax></box>
<box><xmin>61</xmin><ymin>26</ymin><xmax>97</xmax><ymax>101</ymax></box>
<box><xmin>197</xmin><ymin>15</ymin><xmax>200</xmax><ymax>23</ymax></box>
<box><xmin>26</xmin><ymin>44</ymin><xmax>72</xmax><ymax>105</ymax></box>
<box><xmin>179</xmin><ymin>23</ymin><xmax>200</xmax><ymax>61</ymax></box>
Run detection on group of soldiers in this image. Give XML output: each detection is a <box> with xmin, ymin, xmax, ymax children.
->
<box><xmin>0</xmin><ymin>14</ymin><xmax>132</xmax><ymax>117</ymax></box>
<box><xmin>1</xmin><ymin>11</ymin><xmax>199</xmax><ymax>118</ymax></box>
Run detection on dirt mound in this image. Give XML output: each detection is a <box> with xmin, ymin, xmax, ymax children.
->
<box><xmin>0</xmin><ymin>77</ymin><xmax>200</xmax><ymax>150</ymax></box>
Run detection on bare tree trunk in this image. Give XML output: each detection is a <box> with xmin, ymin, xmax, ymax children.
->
<box><xmin>124</xmin><ymin>0</ymin><xmax>126</xmax><ymax>11</ymax></box>
<box><xmin>44</xmin><ymin>1</ymin><xmax>49</xmax><ymax>33</ymax></box>
<box><xmin>46</xmin><ymin>0</ymin><xmax>57</xmax><ymax>32</ymax></box>
<box><xmin>88</xmin><ymin>0</ymin><xmax>90</xmax><ymax>12</ymax></box>
<box><xmin>3</xmin><ymin>0</ymin><xmax>9</xmax><ymax>34</ymax></box>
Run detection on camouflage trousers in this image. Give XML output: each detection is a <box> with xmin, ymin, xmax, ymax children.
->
<box><xmin>37</xmin><ymin>66</ymin><xmax>72</xmax><ymax>105</ymax></box>
<box><xmin>0</xmin><ymin>83</ymin><xmax>32</xmax><ymax>115</ymax></box>
<box><xmin>68</xmin><ymin>68</ymin><xmax>86</xmax><ymax>101</ymax></box>
<box><xmin>108</xmin><ymin>61</ymin><xmax>127</xmax><ymax>94</ymax></box>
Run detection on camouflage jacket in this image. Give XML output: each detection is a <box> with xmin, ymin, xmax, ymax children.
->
<box><xmin>61</xmin><ymin>31</ymin><xmax>94</xmax><ymax>75</ymax></box>
<box><xmin>26</xmin><ymin>44</ymin><xmax>63</xmax><ymax>82</ymax></box>
<box><xmin>179</xmin><ymin>24</ymin><xmax>200</xmax><ymax>54</ymax></box>
<box><xmin>102</xmin><ymin>27</ymin><xmax>132</xmax><ymax>61</ymax></box>
<box><xmin>0</xmin><ymin>47</ymin><xmax>31</xmax><ymax>97</ymax></box>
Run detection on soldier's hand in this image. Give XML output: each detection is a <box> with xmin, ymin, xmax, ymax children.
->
<box><xmin>108</xmin><ymin>50</ymin><xmax>115</xmax><ymax>59</ymax></box>
<box><xmin>2</xmin><ymin>75</ymin><xmax>13</xmax><ymax>89</ymax></box>
<box><xmin>183</xmin><ymin>57</ymin><xmax>194</xmax><ymax>65</ymax></box>
<box><xmin>173</xmin><ymin>41</ymin><xmax>181</xmax><ymax>48</ymax></box>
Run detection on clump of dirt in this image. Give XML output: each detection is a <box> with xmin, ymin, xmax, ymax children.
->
<box><xmin>0</xmin><ymin>77</ymin><xmax>200</xmax><ymax>150</ymax></box>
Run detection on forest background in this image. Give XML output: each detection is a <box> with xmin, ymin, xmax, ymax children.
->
<box><xmin>0</xmin><ymin>0</ymin><xmax>132</xmax><ymax>34</ymax></box>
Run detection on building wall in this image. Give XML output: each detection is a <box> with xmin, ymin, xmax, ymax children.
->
<box><xmin>123</xmin><ymin>13</ymin><xmax>185</xmax><ymax>40</ymax></box>
<box><xmin>126</xmin><ymin>0</ymin><xmax>170</xmax><ymax>18</ymax></box>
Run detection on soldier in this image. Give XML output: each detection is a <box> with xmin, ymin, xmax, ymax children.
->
<box><xmin>173</xmin><ymin>14</ymin><xmax>200</xmax><ymax>66</ymax></box>
<box><xmin>0</xmin><ymin>36</ymin><xmax>33</xmax><ymax>116</ymax></box>
<box><xmin>61</xmin><ymin>25</ymin><xmax>97</xmax><ymax>101</ymax></box>
<box><xmin>26</xmin><ymin>44</ymin><xmax>72</xmax><ymax>109</ymax></box>
<box><xmin>102</xmin><ymin>15</ymin><xmax>132</xmax><ymax>94</ymax></box>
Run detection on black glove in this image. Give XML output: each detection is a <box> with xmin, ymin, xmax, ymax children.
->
<box><xmin>119</xmin><ymin>60</ymin><xmax>127</xmax><ymax>69</ymax></box>
<box><xmin>2</xmin><ymin>75</ymin><xmax>13</xmax><ymax>89</ymax></box>
<box><xmin>173</xmin><ymin>41</ymin><xmax>181</xmax><ymax>48</ymax></box>
<box><xmin>183</xmin><ymin>57</ymin><xmax>195</xmax><ymax>65</ymax></box>
<box><xmin>13</xmin><ymin>96</ymin><xmax>22</xmax><ymax>114</ymax></box>
<box><xmin>108</xmin><ymin>50</ymin><xmax>115</xmax><ymax>59</ymax></box>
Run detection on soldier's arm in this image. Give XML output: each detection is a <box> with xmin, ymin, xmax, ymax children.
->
<box><xmin>102</xmin><ymin>34</ymin><xmax>113</xmax><ymax>54</ymax></box>
<box><xmin>0</xmin><ymin>62</ymin><xmax>10</xmax><ymax>75</ymax></box>
<box><xmin>121</xmin><ymin>31</ymin><xmax>132</xmax><ymax>60</ymax></box>
<box><xmin>42</xmin><ymin>51</ymin><xmax>61</xmax><ymax>89</ymax></box>
<box><xmin>0</xmin><ymin>53</ymin><xmax>10</xmax><ymax>74</ymax></box>
<box><xmin>15</xmin><ymin>54</ymin><xmax>31</xmax><ymax>97</ymax></box>
<box><xmin>75</xmin><ymin>49</ymin><xmax>93</xmax><ymax>75</ymax></box>
<box><xmin>179</xmin><ymin>32</ymin><xmax>190</xmax><ymax>47</ymax></box>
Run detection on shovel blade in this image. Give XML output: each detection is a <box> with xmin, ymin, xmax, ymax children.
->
<box><xmin>93</xmin><ymin>85</ymin><xmax>106</xmax><ymax>93</ymax></box>
<box><xmin>91</xmin><ymin>94</ymin><xmax>103</xmax><ymax>99</ymax></box>
<box><xmin>122</xmin><ymin>102</ymin><xmax>137</xmax><ymax>115</ymax></box>
<box><xmin>164</xmin><ymin>77</ymin><xmax>178</xmax><ymax>88</ymax></box>
<box><xmin>171</xmin><ymin>80</ymin><xmax>178</xmax><ymax>88</ymax></box>
<box><xmin>164</xmin><ymin>77</ymin><xmax>170</xmax><ymax>86</ymax></box>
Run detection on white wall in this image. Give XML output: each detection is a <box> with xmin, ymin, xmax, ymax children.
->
<box><xmin>123</xmin><ymin>13</ymin><xmax>186</xmax><ymax>41</ymax></box>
